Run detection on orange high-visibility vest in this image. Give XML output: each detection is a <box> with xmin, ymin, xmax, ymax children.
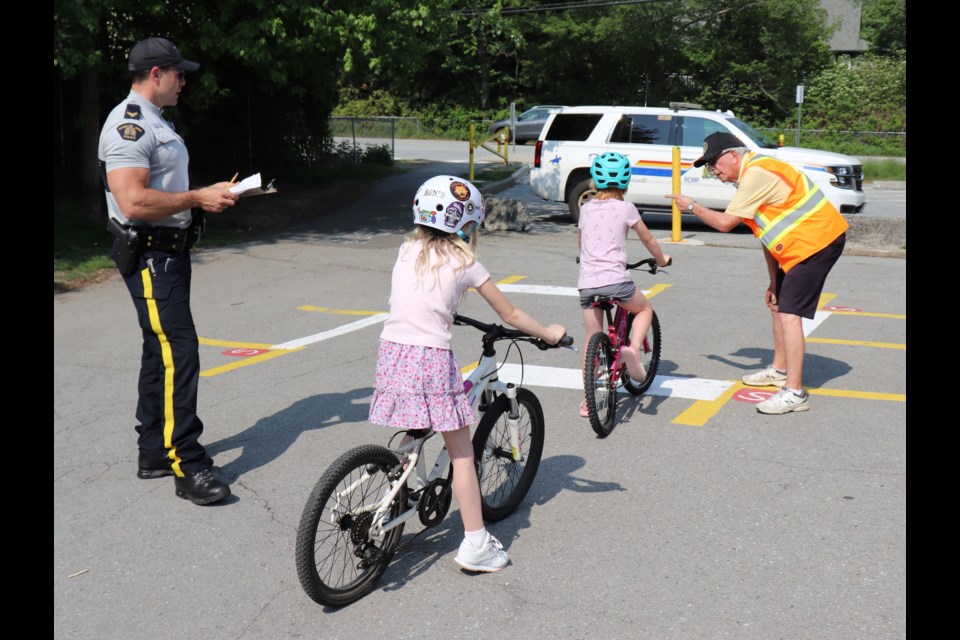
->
<box><xmin>740</xmin><ymin>154</ymin><xmax>848</xmax><ymax>272</ymax></box>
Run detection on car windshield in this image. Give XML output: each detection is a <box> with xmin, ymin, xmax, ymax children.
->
<box><xmin>730</xmin><ymin>118</ymin><xmax>778</xmax><ymax>149</ymax></box>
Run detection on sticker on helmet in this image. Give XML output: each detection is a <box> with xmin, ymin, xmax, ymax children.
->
<box><xmin>423</xmin><ymin>188</ymin><xmax>445</xmax><ymax>198</ymax></box>
<box><xmin>450</xmin><ymin>181</ymin><xmax>471</xmax><ymax>201</ymax></box>
<box><xmin>418</xmin><ymin>209</ymin><xmax>437</xmax><ymax>224</ymax></box>
<box><xmin>465</xmin><ymin>202</ymin><xmax>475</xmax><ymax>214</ymax></box>
<box><xmin>444</xmin><ymin>202</ymin><xmax>464</xmax><ymax>227</ymax></box>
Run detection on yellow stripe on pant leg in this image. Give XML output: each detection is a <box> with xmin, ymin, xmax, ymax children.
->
<box><xmin>141</xmin><ymin>268</ymin><xmax>184</xmax><ymax>476</ymax></box>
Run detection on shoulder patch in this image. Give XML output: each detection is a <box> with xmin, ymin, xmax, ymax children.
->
<box><xmin>124</xmin><ymin>103</ymin><xmax>142</xmax><ymax>120</ymax></box>
<box><xmin>116</xmin><ymin>123</ymin><xmax>146</xmax><ymax>142</ymax></box>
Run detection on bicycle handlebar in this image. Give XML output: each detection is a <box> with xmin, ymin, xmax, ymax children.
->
<box><xmin>626</xmin><ymin>256</ymin><xmax>672</xmax><ymax>273</ymax></box>
<box><xmin>576</xmin><ymin>256</ymin><xmax>672</xmax><ymax>273</ymax></box>
<box><xmin>453</xmin><ymin>314</ymin><xmax>574</xmax><ymax>350</ymax></box>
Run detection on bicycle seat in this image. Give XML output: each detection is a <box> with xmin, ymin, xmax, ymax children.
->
<box><xmin>587</xmin><ymin>294</ymin><xmax>616</xmax><ymax>309</ymax></box>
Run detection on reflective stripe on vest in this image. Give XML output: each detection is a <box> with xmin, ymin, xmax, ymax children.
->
<box><xmin>741</xmin><ymin>154</ymin><xmax>847</xmax><ymax>272</ymax></box>
<box><xmin>752</xmin><ymin>168</ymin><xmax>830</xmax><ymax>249</ymax></box>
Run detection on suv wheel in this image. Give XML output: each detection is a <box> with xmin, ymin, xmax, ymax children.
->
<box><xmin>567</xmin><ymin>177</ymin><xmax>597</xmax><ymax>223</ymax></box>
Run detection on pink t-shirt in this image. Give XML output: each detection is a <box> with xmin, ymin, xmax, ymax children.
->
<box><xmin>380</xmin><ymin>239</ymin><xmax>491</xmax><ymax>349</ymax></box>
<box><xmin>577</xmin><ymin>198</ymin><xmax>641</xmax><ymax>289</ymax></box>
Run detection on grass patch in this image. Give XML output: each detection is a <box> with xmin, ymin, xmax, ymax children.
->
<box><xmin>472</xmin><ymin>162</ymin><xmax>524</xmax><ymax>183</ymax></box>
<box><xmin>862</xmin><ymin>158</ymin><xmax>906</xmax><ymax>182</ymax></box>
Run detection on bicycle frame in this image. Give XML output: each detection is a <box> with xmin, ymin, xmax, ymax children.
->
<box><xmin>590</xmin><ymin>300</ymin><xmax>634</xmax><ymax>388</ymax></box>
<box><xmin>343</xmin><ymin>343</ymin><xmax>525</xmax><ymax>543</ymax></box>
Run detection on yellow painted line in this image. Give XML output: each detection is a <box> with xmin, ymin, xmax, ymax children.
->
<box><xmin>298</xmin><ymin>305</ymin><xmax>384</xmax><ymax>316</ymax></box>
<box><xmin>645</xmin><ymin>283</ymin><xmax>672</xmax><ymax>299</ymax></box>
<box><xmin>497</xmin><ymin>275</ymin><xmax>526</xmax><ymax>285</ymax></box>
<box><xmin>829</xmin><ymin>310</ymin><xmax>906</xmax><ymax>319</ymax></box>
<box><xmin>817</xmin><ymin>293</ymin><xmax>838</xmax><ymax>309</ymax></box>
<box><xmin>461</xmin><ymin>362</ymin><xmax>478</xmax><ymax>375</ymax></box>
<box><xmin>201</xmin><ymin>346</ymin><xmax>306</xmax><ymax>378</ymax></box>
<box><xmin>672</xmin><ymin>380</ymin><xmax>905</xmax><ymax>426</ymax></box>
<box><xmin>199</xmin><ymin>337</ymin><xmax>273</xmax><ymax>349</ymax></box>
<box><xmin>672</xmin><ymin>382</ymin><xmax>744</xmax><ymax>427</ymax></box>
<box><xmin>806</xmin><ymin>337</ymin><xmax>905</xmax><ymax>350</ymax></box>
<box><xmin>808</xmin><ymin>387</ymin><xmax>905</xmax><ymax>402</ymax></box>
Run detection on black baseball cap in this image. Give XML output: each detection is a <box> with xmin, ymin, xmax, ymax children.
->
<box><xmin>128</xmin><ymin>37</ymin><xmax>200</xmax><ymax>73</ymax></box>
<box><xmin>693</xmin><ymin>132</ymin><xmax>744</xmax><ymax>167</ymax></box>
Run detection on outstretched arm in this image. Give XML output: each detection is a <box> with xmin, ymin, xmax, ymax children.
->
<box><xmin>664</xmin><ymin>194</ymin><xmax>742</xmax><ymax>232</ymax></box>
<box><xmin>475</xmin><ymin>279</ymin><xmax>566</xmax><ymax>345</ymax></box>
<box><xmin>632</xmin><ymin>220</ymin><xmax>672</xmax><ymax>267</ymax></box>
<box><xmin>107</xmin><ymin>167</ymin><xmax>238</xmax><ymax>221</ymax></box>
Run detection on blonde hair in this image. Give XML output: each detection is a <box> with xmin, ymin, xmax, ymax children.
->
<box><xmin>592</xmin><ymin>185</ymin><xmax>625</xmax><ymax>201</ymax></box>
<box><xmin>403</xmin><ymin>225</ymin><xmax>477</xmax><ymax>289</ymax></box>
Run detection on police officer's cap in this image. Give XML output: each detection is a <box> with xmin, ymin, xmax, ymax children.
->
<box><xmin>128</xmin><ymin>37</ymin><xmax>200</xmax><ymax>73</ymax></box>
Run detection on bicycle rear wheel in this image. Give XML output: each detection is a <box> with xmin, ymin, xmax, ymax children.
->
<box><xmin>584</xmin><ymin>332</ymin><xmax>617</xmax><ymax>437</ymax></box>
<box><xmin>472</xmin><ymin>388</ymin><xmax>545</xmax><ymax>522</ymax></box>
<box><xmin>295</xmin><ymin>444</ymin><xmax>406</xmax><ymax>607</ymax></box>
<box><xmin>623</xmin><ymin>311</ymin><xmax>661</xmax><ymax>395</ymax></box>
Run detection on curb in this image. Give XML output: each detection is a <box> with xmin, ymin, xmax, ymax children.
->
<box><xmin>480</xmin><ymin>164</ymin><xmax>531</xmax><ymax>196</ymax></box>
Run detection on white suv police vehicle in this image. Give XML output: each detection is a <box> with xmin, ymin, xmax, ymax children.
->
<box><xmin>529</xmin><ymin>104</ymin><xmax>867</xmax><ymax>222</ymax></box>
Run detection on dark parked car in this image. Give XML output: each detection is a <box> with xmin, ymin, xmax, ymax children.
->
<box><xmin>488</xmin><ymin>105</ymin><xmax>566</xmax><ymax>144</ymax></box>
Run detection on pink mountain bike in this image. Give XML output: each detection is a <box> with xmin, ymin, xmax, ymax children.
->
<box><xmin>583</xmin><ymin>257</ymin><xmax>670</xmax><ymax>437</ymax></box>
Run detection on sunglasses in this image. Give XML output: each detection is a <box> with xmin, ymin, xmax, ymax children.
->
<box><xmin>706</xmin><ymin>149</ymin><xmax>733</xmax><ymax>168</ymax></box>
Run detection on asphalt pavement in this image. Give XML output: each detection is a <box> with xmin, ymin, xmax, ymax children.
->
<box><xmin>54</xmin><ymin>156</ymin><xmax>906</xmax><ymax>639</ymax></box>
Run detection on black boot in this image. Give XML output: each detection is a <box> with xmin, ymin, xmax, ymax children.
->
<box><xmin>137</xmin><ymin>450</ymin><xmax>174</xmax><ymax>479</ymax></box>
<box><xmin>174</xmin><ymin>468</ymin><xmax>231</xmax><ymax>505</ymax></box>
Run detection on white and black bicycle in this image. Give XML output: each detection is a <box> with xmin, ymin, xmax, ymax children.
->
<box><xmin>294</xmin><ymin>314</ymin><xmax>574</xmax><ymax>607</ymax></box>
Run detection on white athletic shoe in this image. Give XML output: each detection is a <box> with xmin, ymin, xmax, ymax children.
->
<box><xmin>454</xmin><ymin>533</ymin><xmax>509</xmax><ymax>572</ymax></box>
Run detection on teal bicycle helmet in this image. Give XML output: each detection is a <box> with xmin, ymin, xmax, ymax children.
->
<box><xmin>590</xmin><ymin>152</ymin><xmax>632</xmax><ymax>190</ymax></box>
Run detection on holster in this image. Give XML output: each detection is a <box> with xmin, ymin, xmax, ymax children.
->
<box><xmin>107</xmin><ymin>217</ymin><xmax>142</xmax><ymax>277</ymax></box>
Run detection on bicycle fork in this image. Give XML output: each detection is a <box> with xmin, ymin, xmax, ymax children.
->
<box><xmin>503</xmin><ymin>383</ymin><xmax>525</xmax><ymax>462</ymax></box>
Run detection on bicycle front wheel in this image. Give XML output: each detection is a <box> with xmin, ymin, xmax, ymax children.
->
<box><xmin>584</xmin><ymin>331</ymin><xmax>617</xmax><ymax>437</ymax></box>
<box><xmin>623</xmin><ymin>311</ymin><xmax>661</xmax><ymax>395</ymax></box>
<box><xmin>472</xmin><ymin>388</ymin><xmax>545</xmax><ymax>522</ymax></box>
<box><xmin>295</xmin><ymin>444</ymin><xmax>406</xmax><ymax>607</ymax></box>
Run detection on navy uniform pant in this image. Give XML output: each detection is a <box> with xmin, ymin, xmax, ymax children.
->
<box><xmin>116</xmin><ymin>241</ymin><xmax>209</xmax><ymax>476</ymax></box>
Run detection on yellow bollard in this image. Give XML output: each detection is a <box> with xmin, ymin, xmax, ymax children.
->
<box><xmin>469</xmin><ymin>123</ymin><xmax>475</xmax><ymax>180</ymax></box>
<box><xmin>671</xmin><ymin>146</ymin><xmax>681</xmax><ymax>242</ymax></box>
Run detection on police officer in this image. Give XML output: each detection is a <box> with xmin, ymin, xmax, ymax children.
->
<box><xmin>98</xmin><ymin>37</ymin><xmax>238</xmax><ymax>504</ymax></box>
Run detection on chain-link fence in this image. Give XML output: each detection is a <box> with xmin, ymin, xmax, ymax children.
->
<box><xmin>329</xmin><ymin>116</ymin><xmax>906</xmax><ymax>159</ymax></box>
<box><xmin>757</xmin><ymin>128</ymin><xmax>906</xmax><ymax>157</ymax></box>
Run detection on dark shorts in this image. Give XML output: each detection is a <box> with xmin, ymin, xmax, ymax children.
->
<box><xmin>776</xmin><ymin>233</ymin><xmax>846</xmax><ymax>319</ymax></box>
<box><xmin>579</xmin><ymin>281</ymin><xmax>637</xmax><ymax>310</ymax></box>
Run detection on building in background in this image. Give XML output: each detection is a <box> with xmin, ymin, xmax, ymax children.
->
<box><xmin>821</xmin><ymin>0</ymin><xmax>870</xmax><ymax>55</ymax></box>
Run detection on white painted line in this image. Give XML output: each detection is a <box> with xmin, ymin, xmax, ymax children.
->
<box><xmin>498</xmin><ymin>284</ymin><xmax>652</xmax><ymax>297</ymax></box>
<box><xmin>803</xmin><ymin>310</ymin><xmax>831</xmax><ymax>337</ymax></box>
<box><xmin>272</xmin><ymin>313</ymin><xmax>389</xmax><ymax>350</ymax></box>
<box><xmin>475</xmin><ymin>364</ymin><xmax>734</xmax><ymax>401</ymax></box>
<box><xmin>498</xmin><ymin>284</ymin><xmax>579</xmax><ymax>297</ymax></box>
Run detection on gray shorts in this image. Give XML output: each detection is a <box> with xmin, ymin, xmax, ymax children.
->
<box><xmin>579</xmin><ymin>281</ymin><xmax>637</xmax><ymax>309</ymax></box>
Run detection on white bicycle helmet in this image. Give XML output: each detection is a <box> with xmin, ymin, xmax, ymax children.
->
<box><xmin>412</xmin><ymin>175</ymin><xmax>485</xmax><ymax>236</ymax></box>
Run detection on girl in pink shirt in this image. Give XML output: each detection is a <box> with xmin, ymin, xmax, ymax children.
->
<box><xmin>578</xmin><ymin>153</ymin><xmax>671</xmax><ymax>417</ymax></box>
<box><xmin>369</xmin><ymin>175</ymin><xmax>566</xmax><ymax>572</ymax></box>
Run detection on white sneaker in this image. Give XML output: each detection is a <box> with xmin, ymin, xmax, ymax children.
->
<box><xmin>454</xmin><ymin>533</ymin><xmax>509</xmax><ymax>572</ymax></box>
<box><xmin>742</xmin><ymin>366</ymin><xmax>787</xmax><ymax>387</ymax></box>
<box><xmin>756</xmin><ymin>388</ymin><xmax>810</xmax><ymax>414</ymax></box>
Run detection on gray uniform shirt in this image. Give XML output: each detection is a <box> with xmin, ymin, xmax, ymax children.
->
<box><xmin>98</xmin><ymin>91</ymin><xmax>192</xmax><ymax>229</ymax></box>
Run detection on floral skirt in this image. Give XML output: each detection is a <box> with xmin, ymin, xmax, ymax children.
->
<box><xmin>368</xmin><ymin>339</ymin><xmax>474</xmax><ymax>432</ymax></box>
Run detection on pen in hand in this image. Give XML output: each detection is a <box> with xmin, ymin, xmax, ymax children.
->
<box><xmin>225</xmin><ymin>172</ymin><xmax>239</xmax><ymax>192</ymax></box>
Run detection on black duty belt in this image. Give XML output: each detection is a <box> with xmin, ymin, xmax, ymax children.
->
<box><xmin>140</xmin><ymin>225</ymin><xmax>196</xmax><ymax>253</ymax></box>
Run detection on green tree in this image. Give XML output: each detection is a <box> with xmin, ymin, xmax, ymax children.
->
<box><xmin>680</xmin><ymin>0</ymin><xmax>835</xmax><ymax>123</ymax></box>
<box><xmin>859</xmin><ymin>0</ymin><xmax>906</xmax><ymax>55</ymax></box>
